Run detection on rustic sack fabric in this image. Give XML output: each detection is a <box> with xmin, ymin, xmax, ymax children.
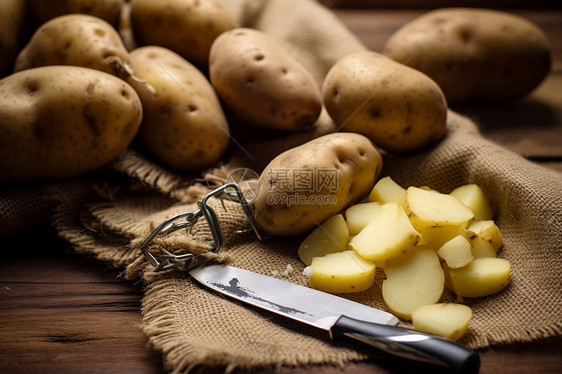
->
<box><xmin>1</xmin><ymin>0</ymin><xmax>561</xmax><ymax>372</ymax></box>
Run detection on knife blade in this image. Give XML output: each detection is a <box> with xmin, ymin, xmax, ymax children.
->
<box><xmin>189</xmin><ymin>263</ymin><xmax>480</xmax><ymax>374</ymax></box>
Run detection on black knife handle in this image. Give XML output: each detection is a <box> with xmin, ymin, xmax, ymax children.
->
<box><xmin>331</xmin><ymin>315</ymin><xmax>480</xmax><ymax>374</ymax></box>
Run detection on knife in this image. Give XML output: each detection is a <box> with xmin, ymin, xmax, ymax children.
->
<box><xmin>189</xmin><ymin>263</ymin><xmax>480</xmax><ymax>374</ymax></box>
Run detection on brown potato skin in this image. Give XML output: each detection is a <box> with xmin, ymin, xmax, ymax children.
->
<box><xmin>27</xmin><ymin>0</ymin><xmax>124</xmax><ymax>27</ymax></box>
<box><xmin>129</xmin><ymin>46</ymin><xmax>230</xmax><ymax>173</ymax></box>
<box><xmin>130</xmin><ymin>0</ymin><xmax>238</xmax><ymax>68</ymax></box>
<box><xmin>15</xmin><ymin>14</ymin><xmax>134</xmax><ymax>80</ymax></box>
<box><xmin>322</xmin><ymin>51</ymin><xmax>447</xmax><ymax>154</ymax></box>
<box><xmin>0</xmin><ymin>66</ymin><xmax>142</xmax><ymax>182</ymax></box>
<box><xmin>254</xmin><ymin>133</ymin><xmax>382</xmax><ymax>237</ymax></box>
<box><xmin>209</xmin><ymin>28</ymin><xmax>322</xmax><ymax>131</ymax></box>
<box><xmin>383</xmin><ymin>8</ymin><xmax>552</xmax><ymax>103</ymax></box>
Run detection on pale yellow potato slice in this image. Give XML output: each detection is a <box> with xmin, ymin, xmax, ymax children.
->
<box><xmin>450</xmin><ymin>184</ymin><xmax>494</xmax><ymax>221</ymax></box>
<box><xmin>401</xmin><ymin>187</ymin><xmax>475</xmax><ymax>231</ymax></box>
<box><xmin>382</xmin><ymin>246</ymin><xmax>444</xmax><ymax>320</ymax></box>
<box><xmin>417</xmin><ymin>224</ymin><xmax>469</xmax><ymax>251</ymax></box>
<box><xmin>412</xmin><ymin>303</ymin><xmax>472</xmax><ymax>341</ymax></box>
<box><xmin>309</xmin><ymin>250</ymin><xmax>376</xmax><ymax>293</ymax></box>
<box><xmin>298</xmin><ymin>214</ymin><xmax>349</xmax><ymax>266</ymax></box>
<box><xmin>368</xmin><ymin>176</ymin><xmax>406</xmax><ymax>204</ymax></box>
<box><xmin>467</xmin><ymin>220</ymin><xmax>503</xmax><ymax>251</ymax></box>
<box><xmin>437</xmin><ymin>235</ymin><xmax>474</xmax><ymax>269</ymax></box>
<box><xmin>350</xmin><ymin>202</ymin><xmax>421</xmax><ymax>261</ymax></box>
<box><xmin>469</xmin><ymin>237</ymin><xmax>497</xmax><ymax>258</ymax></box>
<box><xmin>448</xmin><ymin>258</ymin><xmax>511</xmax><ymax>297</ymax></box>
<box><xmin>466</xmin><ymin>220</ymin><xmax>503</xmax><ymax>258</ymax></box>
<box><xmin>345</xmin><ymin>202</ymin><xmax>382</xmax><ymax>235</ymax></box>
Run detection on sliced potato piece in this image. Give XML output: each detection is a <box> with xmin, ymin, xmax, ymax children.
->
<box><xmin>412</xmin><ymin>303</ymin><xmax>472</xmax><ymax>341</ymax></box>
<box><xmin>401</xmin><ymin>187</ymin><xmax>475</xmax><ymax>231</ymax></box>
<box><xmin>437</xmin><ymin>235</ymin><xmax>473</xmax><ymax>269</ymax></box>
<box><xmin>298</xmin><ymin>214</ymin><xmax>349</xmax><ymax>266</ymax></box>
<box><xmin>382</xmin><ymin>246</ymin><xmax>444</xmax><ymax>320</ymax></box>
<box><xmin>442</xmin><ymin>262</ymin><xmax>454</xmax><ymax>291</ymax></box>
<box><xmin>345</xmin><ymin>202</ymin><xmax>382</xmax><ymax>235</ymax></box>
<box><xmin>309</xmin><ymin>250</ymin><xmax>376</xmax><ymax>293</ymax></box>
<box><xmin>368</xmin><ymin>176</ymin><xmax>406</xmax><ymax>204</ymax></box>
<box><xmin>450</xmin><ymin>184</ymin><xmax>494</xmax><ymax>221</ymax></box>
<box><xmin>467</xmin><ymin>220</ymin><xmax>503</xmax><ymax>252</ymax></box>
<box><xmin>350</xmin><ymin>202</ymin><xmax>421</xmax><ymax>261</ymax></box>
<box><xmin>418</xmin><ymin>224</ymin><xmax>469</xmax><ymax>251</ymax></box>
<box><xmin>448</xmin><ymin>258</ymin><xmax>511</xmax><ymax>297</ymax></box>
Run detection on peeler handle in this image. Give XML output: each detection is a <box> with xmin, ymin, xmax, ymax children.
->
<box><xmin>331</xmin><ymin>315</ymin><xmax>480</xmax><ymax>374</ymax></box>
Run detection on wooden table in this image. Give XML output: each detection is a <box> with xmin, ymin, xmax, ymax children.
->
<box><xmin>1</xmin><ymin>7</ymin><xmax>561</xmax><ymax>374</ymax></box>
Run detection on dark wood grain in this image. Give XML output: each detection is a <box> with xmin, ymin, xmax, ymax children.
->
<box><xmin>1</xmin><ymin>232</ymin><xmax>562</xmax><ymax>374</ymax></box>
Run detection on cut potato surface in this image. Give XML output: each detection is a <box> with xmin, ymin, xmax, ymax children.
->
<box><xmin>382</xmin><ymin>246</ymin><xmax>444</xmax><ymax>320</ymax></box>
<box><xmin>437</xmin><ymin>235</ymin><xmax>474</xmax><ymax>269</ymax></box>
<box><xmin>468</xmin><ymin>220</ymin><xmax>503</xmax><ymax>251</ymax></box>
<box><xmin>412</xmin><ymin>303</ymin><xmax>472</xmax><ymax>341</ymax></box>
<box><xmin>309</xmin><ymin>250</ymin><xmax>376</xmax><ymax>293</ymax></box>
<box><xmin>418</xmin><ymin>224</ymin><xmax>469</xmax><ymax>251</ymax></box>
<box><xmin>350</xmin><ymin>202</ymin><xmax>421</xmax><ymax>261</ymax></box>
<box><xmin>298</xmin><ymin>214</ymin><xmax>349</xmax><ymax>266</ymax></box>
<box><xmin>448</xmin><ymin>258</ymin><xmax>511</xmax><ymax>297</ymax></box>
<box><xmin>298</xmin><ymin>177</ymin><xmax>510</xmax><ymax>328</ymax></box>
<box><xmin>401</xmin><ymin>186</ymin><xmax>475</xmax><ymax>230</ymax></box>
<box><xmin>450</xmin><ymin>184</ymin><xmax>494</xmax><ymax>221</ymax></box>
<box><xmin>345</xmin><ymin>202</ymin><xmax>382</xmax><ymax>235</ymax></box>
<box><xmin>369</xmin><ymin>176</ymin><xmax>406</xmax><ymax>204</ymax></box>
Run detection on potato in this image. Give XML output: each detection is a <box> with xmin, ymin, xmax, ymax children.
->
<box><xmin>209</xmin><ymin>28</ymin><xmax>322</xmax><ymax>131</ymax></box>
<box><xmin>344</xmin><ymin>202</ymin><xmax>382</xmax><ymax>235</ymax></box>
<box><xmin>0</xmin><ymin>0</ymin><xmax>28</xmax><ymax>77</ymax></box>
<box><xmin>322</xmin><ymin>51</ymin><xmax>447</xmax><ymax>154</ymax></box>
<box><xmin>412</xmin><ymin>303</ymin><xmax>472</xmax><ymax>341</ymax></box>
<box><xmin>417</xmin><ymin>225</ymin><xmax>470</xmax><ymax>251</ymax></box>
<box><xmin>308</xmin><ymin>250</ymin><xmax>376</xmax><ymax>293</ymax></box>
<box><xmin>448</xmin><ymin>258</ymin><xmax>511</xmax><ymax>298</ymax></box>
<box><xmin>437</xmin><ymin>235</ymin><xmax>473</xmax><ymax>269</ymax></box>
<box><xmin>401</xmin><ymin>186</ymin><xmax>475</xmax><ymax>231</ymax></box>
<box><xmin>0</xmin><ymin>66</ymin><xmax>142</xmax><ymax>182</ymax></box>
<box><xmin>27</xmin><ymin>0</ymin><xmax>124</xmax><ymax>27</ymax></box>
<box><xmin>450</xmin><ymin>184</ymin><xmax>494</xmax><ymax>221</ymax></box>
<box><xmin>128</xmin><ymin>46</ymin><xmax>229</xmax><ymax>172</ymax></box>
<box><xmin>130</xmin><ymin>0</ymin><xmax>237</xmax><ymax>68</ymax></box>
<box><xmin>297</xmin><ymin>214</ymin><xmax>349</xmax><ymax>266</ymax></box>
<box><xmin>382</xmin><ymin>246</ymin><xmax>444</xmax><ymax>320</ymax></box>
<box><xmin>350</xmin><ymin>202</ymin><xmax>421</xmax><ymax>262</ymax></box>
<box><xmin>383</xmin><ymin>8</ymin><xmax>552</xmax><ymax>103</ymax></box>
<box><xmin>467</xmin><ymin>220</ymin><xmax>503</xmax><ymax>258</ymax></box>
<box><xmin>254</xmin><ymin>132</ymin><xmax>382</xmax><ymax>236</ymax></box>
<box><xmin>15</xmin><ymin>14</ymin><xmax>135</xmax><ymax>81</ymax></box>
<box><xmin>368</xmin><ymin>176</ymin><xmax>406</xmax><ymax>204</ymax></box>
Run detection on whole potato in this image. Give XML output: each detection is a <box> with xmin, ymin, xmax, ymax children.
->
<box><xmin>254</xmin><ymin>132</ymin><xmax>382</xmax><ymax>237</ymax></box>
<box><xmin>0</xmin><ymin>66</ymin><xmax>142</xmax><ymax>182</ymax></box>
<box><xmin>15</xmin><ymin>14</ymin><xmax>135</xmax><ymax>81</ymax></box>
<box><xmin>209</xmin><ymin>28</ymin><xmax>322</xmax><ymax>131</ymax></box>
<box><xmin>27</xmin><ymin>0</ymin><xmax>124</xmax><ymax>27</ymax></box>
<box><xmin>383</xmin><ymin>8</ymin><xmax>552</xmax><ymax>103</ymax></box>
<box><xmin>322</xmin><ymin>51</ymin><xmax>447</xmax><ymax>154</ymax></box>
<box><xmin>130</xmin><ymin>0</ymin><xmax>237</xmax><ymax>68</ymax></box>
<box><xmin>129</xmin><ymin>46</ymin><xmax>230</xmax><ymax>173</ymax></box>
<box><xmin>0</xmin><ymin>0</ymin><xmax>28</xmax><ymax>77</ymax></box>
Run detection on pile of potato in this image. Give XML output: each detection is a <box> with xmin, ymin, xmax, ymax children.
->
<box><xmin>299</xmin><ymin>177</ymin><xmax>510</xmax><ymax>340</ymax></box>
<box><xmin>1</xmin><ymin>0</ymin><xmax>547</xmax><ymax>344</ymax></box>
<box><xmin>0</xmin><ymin>1</ymin><xmax>551</xmax><ymax>184</ymax></box>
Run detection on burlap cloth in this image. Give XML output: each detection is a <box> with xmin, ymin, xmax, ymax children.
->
<box><xmin>1</xmin><ymin>0</ymin><xmax>561</xmax><ymax>372</ymax></box>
